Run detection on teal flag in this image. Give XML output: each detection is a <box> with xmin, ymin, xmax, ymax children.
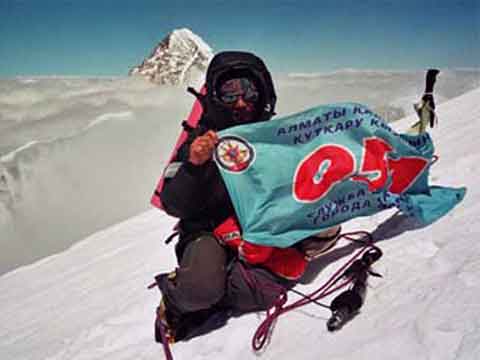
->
<box><xmin>214</xmin><ymin>103</ymin><xmax>466</xmax><ymax>247</ymax></box>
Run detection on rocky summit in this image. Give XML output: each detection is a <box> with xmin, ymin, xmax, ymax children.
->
<box><xmin>129</xmin><ymin>28</ymin><xmax>213</xmax><ymax>87</ymax></box>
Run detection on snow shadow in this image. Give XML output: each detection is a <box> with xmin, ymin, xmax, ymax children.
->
<box><xmin>300</xmin><ymin>211</ymin><xmax>427</xmax><ymax>284</ymax></box>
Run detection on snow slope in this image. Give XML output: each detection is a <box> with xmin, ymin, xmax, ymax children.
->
<box><xmin>1</xmin><ymin>72</ymin><xmax>478</xmax><ymax>275</ymax></box>
<box><xmin>0</xmin><ymin>88</ymin><xmax>479</xmax><ymax>360</ymax></box>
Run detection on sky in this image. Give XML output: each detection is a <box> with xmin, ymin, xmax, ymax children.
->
<box><xmin>0</xmin><ymin>0</ymin><xmax>479</xmax><ymax>76</ymax></box>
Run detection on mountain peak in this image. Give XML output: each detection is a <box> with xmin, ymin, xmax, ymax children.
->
<box><xmin>129</xmin><ymin>28</ymin><xmax>213</xmax><ymax>87</ymax></box>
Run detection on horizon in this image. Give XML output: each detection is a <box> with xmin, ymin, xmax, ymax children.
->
<box><xmin>3</xmin><ymin>67</ymin><xmax>480</xmax><ymax>81</ymax></box>
<box><xmin>1</xmin><ymin>0</ymin><xmax>479</xmax><ymax>77</ymax></box>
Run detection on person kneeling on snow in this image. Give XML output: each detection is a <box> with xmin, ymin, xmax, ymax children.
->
<box><xmin>154</xmin><ymin>51</ymin><xmax>341</xmax><ymax>343</ymax></box>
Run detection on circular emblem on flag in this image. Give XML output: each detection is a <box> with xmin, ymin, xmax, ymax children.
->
<box><xmin>214</xmin><ymin>135</ymin><xmax>255</xmax><ymax>173</ymax></box>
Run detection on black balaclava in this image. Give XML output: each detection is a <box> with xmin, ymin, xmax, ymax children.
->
<box><xmin>200</xmin><ymin>51</ymin><xmax>277</xmax><ymax>131</ymax></box>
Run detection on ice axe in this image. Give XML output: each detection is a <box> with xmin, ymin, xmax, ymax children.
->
<box><xmin>410</xmin><ymin>69</ymin><xmax>440</xmax><ymax>134</ymax></box>
<box><xmin>326</xmin><ymin>246</ymin><xmax>383</xmax><ymax>331</ymax></box>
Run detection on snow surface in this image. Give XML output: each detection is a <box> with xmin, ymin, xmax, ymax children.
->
<box><xmin>0</xmin><ymin>87</ymin><xmax>479</xmax><ymax>360</ymax></box>
<box><xmin>3</xmin><ymin>72</ymin><xmax>478</xmax><ymax>275</ymax></box>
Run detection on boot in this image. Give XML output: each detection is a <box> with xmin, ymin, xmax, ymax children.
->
<box><xmin>296</xmin><ymin>226</ymin><xmax>342</xmax><ymax>261</ymax></box>
<box><xmin>154</xmin><ymin>270</ymin><xmax>231</xmax><ymax>343</ymax></box>
<box><xmin>155</xmin><ymin>297</ymin><xmax>231</xmax><ymax>343</ymax></box>
<box><xmin>154</xmin><ymin>271</ymin><xmax>180</xmax><ymax>344</ymax></box>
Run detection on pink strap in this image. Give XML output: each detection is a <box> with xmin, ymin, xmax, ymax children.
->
<box><xmin>150</xmin><ymin>86</ymin><xmax>207</xmax><ymax>210</ymax></box>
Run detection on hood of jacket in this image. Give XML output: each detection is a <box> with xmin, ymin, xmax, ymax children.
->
<box><xmin>201</xmin><ymin>51</ymin><xmax>277</xmax><ymax>131</ymax></box>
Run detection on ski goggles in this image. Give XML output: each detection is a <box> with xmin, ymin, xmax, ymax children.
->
<box><xmin>218</xmin><ymin>78</ymin><xmax>260</xmax><ymax>105</ymax></box>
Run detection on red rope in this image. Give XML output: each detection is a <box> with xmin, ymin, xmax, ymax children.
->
<box><xmin>252</xmin><ymin>230</ymin><xmax>375</xmax><ymax>352</ymax></box>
